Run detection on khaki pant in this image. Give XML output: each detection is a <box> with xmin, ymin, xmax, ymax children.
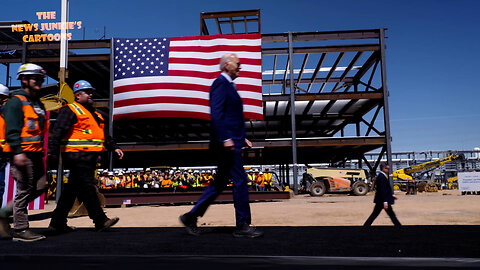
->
<box><xmin>10</xmin><ymin>153</ymin><xmax>47</xmax><ymax>230</ymax></box>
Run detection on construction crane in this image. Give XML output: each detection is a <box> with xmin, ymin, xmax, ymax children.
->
<box><xmin>392</xmin><ymin>154</ymin><xmax>464</xmax><ymax>191</ymax></box>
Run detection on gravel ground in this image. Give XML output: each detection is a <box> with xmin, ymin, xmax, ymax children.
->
<box><xmin>26</xmin><ymin>189</ymin><xmax>480</xmax><ymax>229</ymax></box>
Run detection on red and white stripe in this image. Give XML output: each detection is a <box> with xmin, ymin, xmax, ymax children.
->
<box><xmin>113</xmin><ymin>34</ymin><xmax>263</xmax><ymax>121</ymax></box>
<box><xmin>1</xmin><ymin>163</ymin><xmax>45</xmax><ymax>210</ymax></box>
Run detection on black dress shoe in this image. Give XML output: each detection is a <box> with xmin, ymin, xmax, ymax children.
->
<box><xmin>233</xmin><ymin>224</ymin><xmax>264</xmax><ymax>238</ymax></box>
<box><xmin>47</xmin><ymin>225</ymin><xmax>77</xmax><ymax>235</ymax></box>
<box><xmin>179</xmin><ymin>213</ymin><xmax>201</xmax><ymax>236</ymax></box>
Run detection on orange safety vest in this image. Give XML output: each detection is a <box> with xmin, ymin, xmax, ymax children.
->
<box><xmin>256</xmin><ymin>175</ymin><xmax>265</xmax><ymax>187</ymax></box>
<box><xmin>125</xmin><ymin>176</ymin><xmax>133</xmax><ymax>188</ymax></box>
<box><xmin>0</xmin><ymin>112</ymin><xmax>10</xmax><ymax>152</ymax></box>
<box><xmin>61</xmin><ymin>102</ymin><xmax>105</xmax><ymax>152</ymax></box>
<box><xmin>3</xmin><ymin>95</ymin><xmax>47</xmax><ymax>152</ymax></box>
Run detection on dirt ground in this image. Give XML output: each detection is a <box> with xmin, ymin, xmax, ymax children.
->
<box><xmin>27</xmin><ymin>189</ymin><xmax>480</xmax><ymax>229</ymax></box>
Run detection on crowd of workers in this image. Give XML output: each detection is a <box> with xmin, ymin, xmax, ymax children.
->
<box><xmin>92</xmin><ymin>167</ymin><xmax>276</xmax><ymax>191</ymax></box>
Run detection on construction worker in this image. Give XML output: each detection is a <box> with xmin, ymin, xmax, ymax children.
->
<box><xmin>263</xmin><ymin>168</ymin><xmax>273</xmax><ymax>191</ymax></box>
<box><xmin>47</xmin><ymin>79</ymin><xmax>122</xmax><ymax>234</ymax></box>
<box><xmin>257</xmin><ymin>172</ymin><xmax>265</xmax><ymax>191</ymax></box>
<box><xmin>247</xmin><ymin>170</ymin><xmax>255</xmax><ymax>190</ymax></box>
<box><xmin>0</xmin><ymin>83</ymin><xmax>10</xmax><ymax>239</ymax></box>
<box><xmin>100</xmin><ymin>170</ymin><xmax>109</xmax><ymax>189</ymax></box>
<box><xmin>145</xmin><ymin>168</ymin><xmax>153</xmax><ymax>187</ymax></box>
<box><xmin>161</xmin><ymin>173</ymin><xmax>173</xmax><ymax>188</ymax></box>
<box><xmin>105</xmin><ymin>171</ymin><xmax>115</xmax><ymax>189</ymax></box>
<box><xmin>253</xmin><ymin>169</ymin><xmax>260</xmax><ymax>191</ymax></box>
<box><xmin>124</xmin><ymin>170</ymin><xmax>133</xmax><ymax>188</ymax></box>
<box><xmin>0</xmin><ymin>64</ymin><xmax>49</xmax><ymax>241</ymax></box>
<box><xmin>137</xmin><ymin>169</ymin><xmax>147</xmax><ymax>188</ymax></box>
<box><xmin>0</xmin><ymin>84</ymin><xmax>10</xmax><ymax>207</ymax></box>
<box><xmin>117</xmin><ymin>172</ymin><xmax>126</xmax><ymax>189</ymax></box>
<box><xmin>192</xmin><ymin>170</ymin><xmax>201</xmax><ymax>188</ymax></box>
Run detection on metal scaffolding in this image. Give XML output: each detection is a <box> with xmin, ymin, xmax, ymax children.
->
<box><xmin>0</xmin><ymin>11</ymin><xmax>393</xmax><ymax>183</ymax></box>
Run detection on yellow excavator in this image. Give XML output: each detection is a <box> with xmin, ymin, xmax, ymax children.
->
<box><xmin>392</xmin><ymin>154</ymin><xmax>463</xmax><ymax>192</ymax></box>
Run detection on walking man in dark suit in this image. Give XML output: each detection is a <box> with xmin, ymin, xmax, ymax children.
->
<box><xmin>180</xmin><ymin>53</ymin><xmax>263</xmax><ymax>238</ymax></box>
<box><xmin>364</xmin><ymin>162</ymin><xmax>402</xmax><ymax>227</ymax></box>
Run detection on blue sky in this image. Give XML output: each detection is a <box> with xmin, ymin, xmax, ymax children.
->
<box><xmin>1</xmin><ymin>0</ymin><xmax>479</xmax><ymax>152</ymax></box>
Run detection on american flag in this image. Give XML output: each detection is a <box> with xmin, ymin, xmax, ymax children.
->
<box><xmin>1</xmin><ymin>163</ymin><xmax>45</xmax><ymax>210</ymax></box>
<box><xmin>112</xmin><ymin>34</ymin><xmax>263</xmax><ymax>121</ymax></box>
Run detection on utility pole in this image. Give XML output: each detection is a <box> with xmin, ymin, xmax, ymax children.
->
<box><xmin>56</xmin><ymin>0</ymin><xmax>69</xmax><ymax>202</ymax></box>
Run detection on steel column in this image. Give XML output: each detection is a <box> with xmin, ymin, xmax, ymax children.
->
<box><xmin>108</xmin><ymin>38</ymin><xmax>115</xmax><ymax>170</ymax></box>
<box><xmin>5</xmin><ymin>64</ymin><xmax>9</xmax><ymax>87</ymax></box>
<box><xmin>379</xmin><ymin>28</ymin><xmax>393</xmax><ymax>187</ymax></box>
<box><xmin>288</xmin><ymin>32</ymin><xmax>298</xmax><ymax>194</ymax></box>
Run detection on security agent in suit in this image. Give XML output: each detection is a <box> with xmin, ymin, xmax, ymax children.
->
<box><xmin>180</xmin><ymin>53</ymin><xmax>263</xmax><ymax>238</ymax></box>
<box><xmin>364</xmin><ymin>162</ymin><xmax>402</xmax><ymax>226</ymax></box>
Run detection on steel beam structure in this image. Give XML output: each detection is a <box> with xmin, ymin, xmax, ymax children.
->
<box><xmin>0</xmin><ymin>14</ymin><xmax>392</xmax><ymax>178</ymax></box>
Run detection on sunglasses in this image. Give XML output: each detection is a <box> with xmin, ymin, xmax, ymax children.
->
<box><xmin>30</xmin><ymin>76</ymin><xmax>45</xmax><ymax>82</ymax></box>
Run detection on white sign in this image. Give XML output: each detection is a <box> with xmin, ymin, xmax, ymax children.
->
<box><xmin>458</xmin><ymin>172</ymin><xmax>480</xmax><ymax>191</ymax></box>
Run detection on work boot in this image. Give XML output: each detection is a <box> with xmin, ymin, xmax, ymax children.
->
<box><xmin>232</xmin><ymin>224</ymin><xmax>264</xmax><ymax>238</ymax></box>
<box><xmin>179</xmin><ymin>213</ymin><xmax>201</xmax><ymax>236</ymax></box>
<box><xmin>12</xmin><ymin>230</ymin><xmax>46</xmax><ymax>242</ymax></box>
<box><xmin>95</xmin><ymin>217</ymin><xmax>119</xmax><ymax>232</ymax></box>
<box><xmin>0</xmin><ymin>217</ymin><xmax>11</xmax><ymax>239</ymax></box>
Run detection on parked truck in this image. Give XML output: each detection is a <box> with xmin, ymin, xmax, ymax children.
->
<box><xmin>301</xmin><ymin>167</ymin><xmax>370</xmax><ymax>196</ymax></box>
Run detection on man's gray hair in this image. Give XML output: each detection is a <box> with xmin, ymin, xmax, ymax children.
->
<box><xmin>219</xmin><ymin>53</ymin><xmax>236</xmax><ymax>71</ymax></box>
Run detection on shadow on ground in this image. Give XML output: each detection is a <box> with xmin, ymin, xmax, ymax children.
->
<box><xmin>1</xmin><ymin>226</ymin><xmax>479</xmax><ymax>269</ymax></box>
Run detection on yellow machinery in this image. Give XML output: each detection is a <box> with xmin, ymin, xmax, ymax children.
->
<box><xmin>40</xmin><ymin>81</ymin><xmax>74</xmax><ymax>111</ymax></box>
<box><xmin>301</xmin><ymin>167</ymin><xmax>370</xmax><ymax>196</ymax></box>
<box><xmin>392</xmin><ymin>154</ymin><xmax>463</xmax><ymax>191</ymax></box>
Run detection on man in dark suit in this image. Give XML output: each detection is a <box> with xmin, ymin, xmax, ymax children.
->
<box><xmin>180</xmin><ymin>53</ymin><xmax>263</xmax><ymax>238</ymax></box>
<box><xmin>364</xmin><ymin>162</ymin><xmax>402</xmax><ymax>227</ymax></box>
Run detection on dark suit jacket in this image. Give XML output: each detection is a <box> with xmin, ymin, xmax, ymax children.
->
<box><xmin>209</xmin><ymin>74</ymin><xmax>246</xmax><ymax>150</ymax></box>
<box><xmin>373</xmin><ymin>172</ymin><xmax>395</xmax><ymax>205</ymax></box>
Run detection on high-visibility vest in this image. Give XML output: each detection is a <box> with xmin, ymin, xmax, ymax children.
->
<box><xmin>0</xmin><ymin>112</ymin><xmax>10</xmax><ymax>152</ymax></box>
<box><xmin>247</xmin><ymin>174</ymin><xmax>255</xmax><ymax>185</ymax></box>
<box><xmin>125</xmin><ymin>176</ymin><xmax>133</xmax><ymax>188</ymax></box>
<box><xmin>61</xmin><ymin>102</ymin><xmax>105</xmax><ymax>152</ymax></box>
<box><xmin>256</xmin><ymin>175</ymin><xmax>265</xmax><ymax>187</ymax></box>
<box><xmin>100</xmin><ymin>176</ymin><xmax>107</xmax><ymax>189</ymax></box>
<box><xmin>161</xmin><ymin>178</ymin><xmax>173</xmax><ymax>188</ymax></box>
<box><xmin>4</xmin><ymin>95</ymin><xmax>47</xmax><ymax>152</ymax></box>
<box><xmin>264</xmin><ymin>173</ymin><xmax>272</xmax><ymax>185</ymax></box>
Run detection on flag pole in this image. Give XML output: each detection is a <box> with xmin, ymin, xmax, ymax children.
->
<box><xmin>56</xmin><ymin>0</ymin><xmax>69</xmax><ymax>202</ymax></box>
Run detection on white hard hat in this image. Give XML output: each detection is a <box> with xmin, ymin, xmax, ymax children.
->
<box><xmin>0</xmin><ymin>84</ymin><xmax>9</xmax><ymax>96</ymax></box>
<box><xmin>108</xmin><ymin>171</ymin><xmax>114</xmax><ymax>176</ymax></box>
<box><xmin>17</xmin><ymin>63</ymin><xmax>46</xmax><ymax>80</ymax></box>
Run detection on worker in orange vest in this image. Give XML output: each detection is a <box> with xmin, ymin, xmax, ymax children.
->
<box><xmin>256</xmin><ymin>172</ymin><xmax>265</xmax><ymax>191</ymax></box>
<box><xmin>0</xmin><ymin>84</ymin><xmax>10</xmax><ymax>209</ymax></box>
<box><xmin>47</xmin><ymin>80</ymin><xmax>123</xmax><ymax>234</ymax></box>
<box><xmin>0</xmin><ymin>83</ymin><xmax>10</xmax><ymax>239</ymax></box>
<box><xmin>0</xmin><ymin>64</ymin><xmax>50</xmax><ymax>242</ymax></box>
<box><xmin>263</xmin><ymin>169</ymin><xmax>273</xmax><ymax>191</ymax></box>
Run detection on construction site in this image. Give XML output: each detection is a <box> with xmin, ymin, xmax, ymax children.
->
<box><xmin>1</xmin><ymin>6</ymin><xmax>479</xmax><ymax>270</ymax></box>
